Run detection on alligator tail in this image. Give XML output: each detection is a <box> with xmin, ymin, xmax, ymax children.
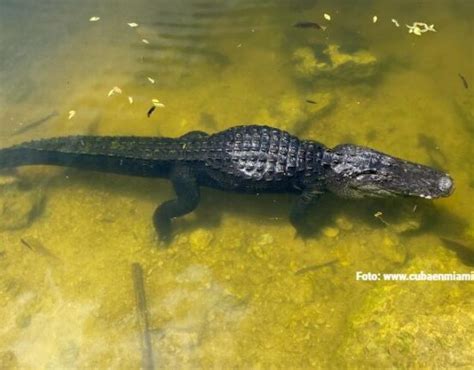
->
<box><xmin>0</xmin><ymin>136</ymin><xmax>192</xmax><ymax>177</ymax></box>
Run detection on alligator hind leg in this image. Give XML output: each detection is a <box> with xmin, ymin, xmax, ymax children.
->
<box><xmin>153</xmin><ymin>165</ymin><xmax>200</xmax><ymax>245</ymax></box>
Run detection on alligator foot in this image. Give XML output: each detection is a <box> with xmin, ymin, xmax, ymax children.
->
<box><xmin>153</xmin><ymin>165</ymin><xmax>200</xmax><ymax>246</ymax></box>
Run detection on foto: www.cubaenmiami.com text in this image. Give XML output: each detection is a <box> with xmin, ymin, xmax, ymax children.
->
<box><xmin>356</xmin><ymin>271</ymin><xmax>474</xmax><ymax>282</ymax></box>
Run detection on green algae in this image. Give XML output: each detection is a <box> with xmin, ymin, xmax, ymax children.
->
<box><xmin>292</xmin><ymin>44</ymin><xmax>379</xmax><ymax>82</ymax></box>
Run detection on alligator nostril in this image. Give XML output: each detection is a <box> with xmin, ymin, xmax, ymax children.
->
<box><xmin>438</xmin><ymin>176</ymin><xmax>454</xmax><ymax>194</ymax></box>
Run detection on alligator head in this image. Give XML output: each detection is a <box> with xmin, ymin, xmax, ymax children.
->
<box><xmin>323</xmin><ymin>144</ymin><xmax>454</xmax><ymax>199</ymax></box>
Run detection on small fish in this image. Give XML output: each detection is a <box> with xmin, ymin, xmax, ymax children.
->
<box><xmin>458</xmin><ymin>73</ymin><xmax>468</xmax><ymax>89</ymax></box>
<box><xmin>20</xmin><ymin>237</ymin><xmax>61</xmax><ymax>262</ymax></box>
<box><xmin>293</xmin><ymin>22</ymin><xmax>326</xmax><ymax>30</ymax></box>
<box><xmin>128</xmin><ymin>96</ymin><xmax>134</xmax><ymax>104</ymax></box>
<box><xmin>295</xmin><ymin>259</ymin><xmax>338</xmax><ymax>275</ymax></box>
<box><xmin>142</xmin><ymin>39</ymin><xmax>150</xmax><ymax>44</ymax></box>
<box><xmin>372</xmin><ymin>15</ymin><xmax>378</xmax><ymax>23</ymax></box>
<box><xmin>440</xmin><ymin>237</ymin><xmax>474</xmax><ymax>266</ymax></box>
<box><xmin>391</xmin><ymin>18</ymin><xmax>400</xmax><ymax>27</ymax></box>
<box><xmin>89</xmin><ymin>16</ymin><xmax>100</xmax><ymax>22</ymax></box>
<box><xmin>305</xmin><ymin>99</ymin><xmax>317</xmax><ymax>104</ymax></box>
<box><xmin>20</xmin><ymin>238</ymin><xmax>33</xmax><ymax>251</ymax></box>
<box><xmin>128</xmin><ymin>22</ymin><xmax>139</xmax><ymax>28</ymax></box>
<box><xmin>13</xmin><ymin>111</ymin><xmax>58</xmax><ymax>136</ymax></box>
<box><xmin>323</xmin><ymin>13</ymin><xmax>331</xmax><ymax>21</ymax></box>
<box><xmin>68</xmin><ymin>110</ymin><xmax>76</xmax><ymax>120</ymax></box>
<box><xmin>147</xmin><ymin>77</ymin><xmax>155</xmax><ymax>84</ymax></box>
<box><xmin>147</xmin><ymin>106</ymin><xmax>156</xmax><ymax>118</ymax></box>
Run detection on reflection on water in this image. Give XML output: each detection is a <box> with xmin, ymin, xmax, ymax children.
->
<box><xmin>0</xmin><ymin>0</ymin><xmax>473</xmax><ymax>368</ymax></box>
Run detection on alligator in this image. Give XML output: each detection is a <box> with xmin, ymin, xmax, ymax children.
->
<box><xmin>0</xmin><ymin>125</ymin><xmax>454</xmax><ymax>243</ymax></box>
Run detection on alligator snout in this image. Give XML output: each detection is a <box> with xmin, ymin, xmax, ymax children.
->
<box><xmin>438</xmin><ymin>175</ymin><xmax>454</xmax><ymax>196</ymax></box>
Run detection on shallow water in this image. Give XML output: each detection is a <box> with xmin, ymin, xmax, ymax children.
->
<box><xmin>0</xmin><ymin>0</ymin><xmax>473</xmax><ymax>368</ymax></box>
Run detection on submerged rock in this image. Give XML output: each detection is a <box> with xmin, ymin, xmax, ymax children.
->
<box><xmin>322</xmin><ymin>226</ymin><xmax>340</xmax><ymax>238</ymax></box>
<box><xmin>189</xmin><ymin>229</ymin><xmax>214</xmax><ymax>251</ymax></box>
<box><xmin>335</xmin><ymin>216</ymin><xmax>353</xmax><ymax>231</ymax></box>
<box><xmin>292</xmin><ymin>44</ymin><xmax>378</xmax><ymax>82</ymax></box>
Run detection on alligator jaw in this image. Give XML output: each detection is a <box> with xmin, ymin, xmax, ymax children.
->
<box><xmin>324</xmin><ymin>144</ymin><xmax>455</xmax><ymax>200</ymax></box>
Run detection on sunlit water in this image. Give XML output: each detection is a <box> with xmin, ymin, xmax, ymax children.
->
<box><xmin>0</xmin><ymin>0</ymin><xmax>473</xmax><ymax>368</ymax></box>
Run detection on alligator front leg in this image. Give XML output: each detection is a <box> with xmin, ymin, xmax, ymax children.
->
<box><xmin>153</xmin><ymin>165</ymin><xmax>200</xmax><ymax>244</ymax></box>
<box><xmin>289</xmin><ymin>190</ymin><xmax>322</xmax><ymax>237</ymax></box>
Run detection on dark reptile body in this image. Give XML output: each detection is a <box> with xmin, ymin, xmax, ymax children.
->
<box><xmin>0</xmin><ymin>124</ymin><xmax>453</xmax><ymax>243</ymax></box>
<box><xmin>4</xmin><ymin>125</ymin><xmax>327</xmax><ymax>193</ymax></box>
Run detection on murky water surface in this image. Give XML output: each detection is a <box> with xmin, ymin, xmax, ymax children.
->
<box><xmin>1</xmin><ymin>0</ymin><xmax>473</xmax><ymax>368</ymax></box>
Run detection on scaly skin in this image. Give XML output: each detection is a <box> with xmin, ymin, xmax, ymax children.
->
<box><xmin>0</xmin><ymin>125</ymin><xmax>454</xmax><ymax>243</ymax></box>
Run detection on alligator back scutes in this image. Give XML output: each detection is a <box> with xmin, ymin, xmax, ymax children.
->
<box><xmin>203</xmin><ymin>125</ymin><xmax>306</xmax><ymax>181</ymax></box>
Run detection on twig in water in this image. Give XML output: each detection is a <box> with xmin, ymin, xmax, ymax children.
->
<box><xmin>132</xmin><ymin>263</ymin><xmax>155</xmax><ymax>370</ymax></box>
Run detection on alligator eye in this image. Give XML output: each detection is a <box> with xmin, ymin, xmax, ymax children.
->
<box><xmin>356</xmin><ymin>169</ymin><xmax>378</xmax><ymax>178</ymax></box>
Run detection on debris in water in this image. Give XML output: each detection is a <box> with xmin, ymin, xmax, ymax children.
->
<box><xmin>305</xmin><ymin>99</ymin><xmax>317</xmax><ymax>104</ymax></box>
<box><xmin>323</xmin><ymin>13</ymin><xmax>331</xmax><ymax>21</ymax></box>
<box><xmin>89</xmin><ymin>16</ymin><xmax>100</xmax><ymax>22</ymax></box>
<box><xmin>406</xmin><ymin>22</ymin><xmax>436</xmax><ymax>36</ymax></box>
<box><xmin>295</xmin><ymin>259</ymin><xmax>339</xmax><ymax>275</ymax></box>
<box><xmin>147</xmin><ymin>106</ymin><xmax>156</xmax><ymax>118</ymax></box>
<box><xmin>372</xmin><ymin>15</ymin><xmax>378</xmax><ymax>23</ymax></box>
<box><xmin>152</xmin><ymin>99</ymin><xmax>165</xmax><ymax>108</ymax></box>
<box><xmin>128</xmin><ymin>22</ymin><xmax>139</xmax><ymax>28</ymax></box>
<box><xmin>131</xmin><ymin>263</ymin><xmax>155</xmax><ymax>370</ymax></box>
<box><xmin>293</xmin><ymin>21</ymin><xmax>326</xmax><ymax>30</ymax></box>
<box><xmin>13</xmin><ymin>111</ymin><xmax>58</xmax><ymax>136</ymax></box>
<box><xmin>68</xmin><ymin>110</ymin><xmax>76</xmax><ymax>120</ymax></box>
<box><xmin>142</xmin><ymin>39</ymin><xmax>150</xmax><ymax>44</ymax></box>
<box><xmin>374</xmin><ymin>211</ymin><xmax>390</xmax><ymax>226</ymax></box>
<box><xmin>108</xmin><ymin>86</ymin><xmax>122</xmax><ymax>97</ymax></box>
<box><xmin>128</xmin><ymin>96</ymin><xmax>134</xmax><ymax>104</ymax></box>
<box><xmin>147</xmin><ymin>77</ymin><xmax>155</xmax><ymax>84</ymax></box>
<box><xmin>391</xmin><ymin>18</ymin><xmax>400</xmax><ymax>27</ymax></box>
<box><xmin>458</xmin><ymin>73</ymin><xmax>469</xmax><ymax>89</ymax></box>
